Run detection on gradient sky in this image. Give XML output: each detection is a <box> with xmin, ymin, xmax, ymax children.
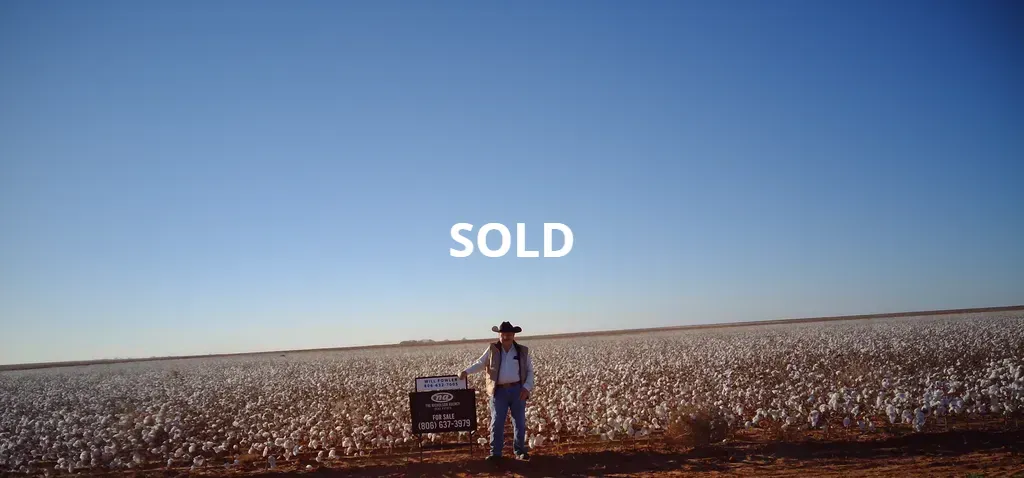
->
<box><xmin>1</xmin><ymin>1</ymin><xmax>1022</xmax><ymax>365</ymax></box>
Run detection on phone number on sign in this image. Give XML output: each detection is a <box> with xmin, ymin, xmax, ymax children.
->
<box><xmin>417</xmin><ymin>419</ymin><xmax>471</xmax><ymax>431</ymax></box>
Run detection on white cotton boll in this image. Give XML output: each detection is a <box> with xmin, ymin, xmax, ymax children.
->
<box><xmin>913</xmin><ymin>409</ymin><xmax>927</xmax><ymax>432</ymax></box>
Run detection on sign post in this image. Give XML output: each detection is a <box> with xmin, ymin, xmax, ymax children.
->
<box><xmin>409</xmin><ymin>375</ymin><xmax>477</xmax><ymax>460</ymax></box>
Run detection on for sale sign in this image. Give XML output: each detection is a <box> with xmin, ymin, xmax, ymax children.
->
<box><xmin>409</xmin><ymin>388</ymin><xmax>477</xmax><ymax>434</ymax></box>
<box><xmin>415</xmin><ymin>375</ymin><xmax>467</xmax><ymax>392</ymax></box>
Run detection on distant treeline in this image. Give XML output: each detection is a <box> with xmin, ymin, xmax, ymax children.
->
<box><xmin>398</xmin><ymin>338</ymin><xmax>471</xmax><ymax>345</ymax></box>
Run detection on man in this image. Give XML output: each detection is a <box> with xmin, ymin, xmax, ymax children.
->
<box><xmin>460</xmin><ymin>321</ymin><xmax>535</xmax><ymax>461</ymax></box>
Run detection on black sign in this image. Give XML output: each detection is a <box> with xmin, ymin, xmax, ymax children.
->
<box><xmin>409</xmin><ymin>388</ymin><xmax>477</xmax><ymax>434</ymax></box>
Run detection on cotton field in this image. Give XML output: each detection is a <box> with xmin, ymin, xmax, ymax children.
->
<box><xmin>1</xmin><ymin>313</ymin><xmax>1023</xmax><ymax>474</ymax></box>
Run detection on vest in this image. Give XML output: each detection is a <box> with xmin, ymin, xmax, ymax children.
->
<box><xmin>484</xmin><ymin>341</ymin><xmax>529</xmax><ymax>397</ymax></box>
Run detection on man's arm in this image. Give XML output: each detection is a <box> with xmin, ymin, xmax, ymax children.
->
<box><xmin>522</xmin><ymin>351</ymin><xmax>535</xmax><ymax>392</ymax></box>
<box><xmin>460</xmin><ymin>347</ymin><xmax>489</xmax><ymax>378</ymax></box>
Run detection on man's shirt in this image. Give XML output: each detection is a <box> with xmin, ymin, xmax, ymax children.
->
<box><xmin>464</xmin><ymin>343</ymin><xmax>535</xmax><ymax>391</ymax></box>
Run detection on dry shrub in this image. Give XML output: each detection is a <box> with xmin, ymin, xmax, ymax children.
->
<box><xmin>666</xmin><ymin>404</ymin><xmax>730</xmax><ymax>448</ymax></box>
<box><xmin>764</xmin><ymin>418</ymin><xmax>802</xmax><ymax>442</ymax></box>
<box><xmin>765</xmin><ymin>418</ymin><xmax>785</xmax><ymax>441</ymax></box>
<box><xmin>235</xmin><ymin>454</ymin><xmax>261</xmax><ymax>465</ymax></box>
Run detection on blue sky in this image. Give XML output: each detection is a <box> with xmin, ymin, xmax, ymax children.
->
<box><xmin>1</xmin><ymin>1</ymin><xmax>1022</xmax><ymax>364</ymax></box>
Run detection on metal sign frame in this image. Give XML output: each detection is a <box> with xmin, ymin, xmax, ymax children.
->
<box><xmin>409</xmin><ymin>376</ymin><xmax>478</xmax><ymax>461</ymax></box>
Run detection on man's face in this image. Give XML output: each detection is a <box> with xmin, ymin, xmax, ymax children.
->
<box><xmin>500</xmin><ymin>332</ymin><xmax>515</xmax><ymax>344</ymax></box>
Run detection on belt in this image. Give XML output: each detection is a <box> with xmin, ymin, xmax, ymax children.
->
<box><xmin>495</xmin><ymin>382</ymin><xmax>520</xmax><ymax>388</ymax></box>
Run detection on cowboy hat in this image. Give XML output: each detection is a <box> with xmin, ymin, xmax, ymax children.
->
<box><xmin>492</xmin><ymin>321</ymin><xmax>522</xmax><ymax>333</ymax></box>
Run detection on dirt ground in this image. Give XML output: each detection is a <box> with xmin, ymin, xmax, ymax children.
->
<box><xmin>77</xmin><ymin>421</ymin><xmax>1024</xmax><ymax>478</ymax></box>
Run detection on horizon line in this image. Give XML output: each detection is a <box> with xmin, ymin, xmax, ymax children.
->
<box><xmin>2</xmin><ymin>304</ymin><xmax>1022</xmax><ymax>371</ymax></box>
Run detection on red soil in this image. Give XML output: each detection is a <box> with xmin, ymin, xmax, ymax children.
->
<box><xmin>79</xmin><ymin>421</ymin><xmax>1024</xmax><ymax>477</ymax></box>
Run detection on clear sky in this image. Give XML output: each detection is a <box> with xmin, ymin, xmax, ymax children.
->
<box><xmin>1</xmin><ymin>1</ymin><xmax>1022</xmax><ymax>365</ymax></box>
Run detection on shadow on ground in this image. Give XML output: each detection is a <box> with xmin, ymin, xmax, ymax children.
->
<box><xmin>759</xmin><ymin>427</ymin><xmax>1024</xmax><ymax>461</ymax></box>
<box><xmin>191</xmin><ymin>427</ymin><xmax>1024</xmax><ymax>477</ymax></box>
<box><xmin>238</xmin><ymin>449</ymin><xmax>732</xmax><ymax>478</ymax></box>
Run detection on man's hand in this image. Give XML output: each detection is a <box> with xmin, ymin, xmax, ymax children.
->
<box><xmin>459</xmin><ymin>371</ymin><xmax>467</xmax><ymax>381</ymax></box>
<box><xmin>519</xmin><ymin>388</ymin><xmax>530</xmax><ymax>401</ymax></box>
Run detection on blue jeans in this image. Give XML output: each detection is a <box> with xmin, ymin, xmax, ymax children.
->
<box><xmin>489</xmin><ymin>383</ymin><xmax>527</xmax><ymax>456</ymax></box>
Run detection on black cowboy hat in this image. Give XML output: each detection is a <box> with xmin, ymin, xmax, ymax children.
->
<box><xmin>492</xmin><ymin>321</ymin><xmax>522</xmax><ymax>333</ymax></box>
